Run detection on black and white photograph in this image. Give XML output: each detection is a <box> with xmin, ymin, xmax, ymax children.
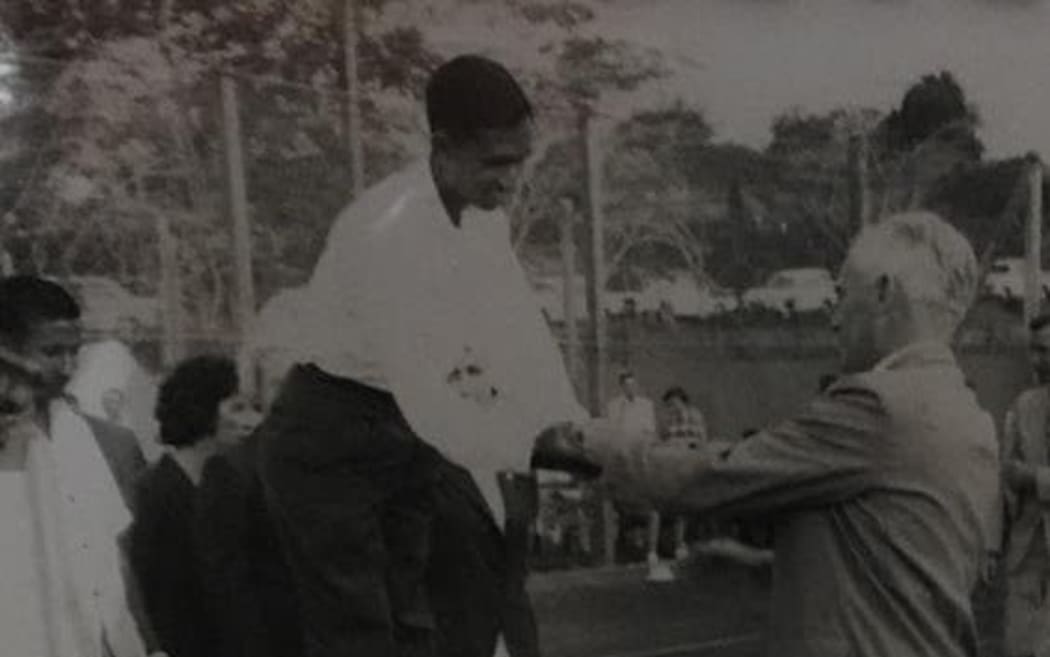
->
<box><xmin>1</xmin><ymin>1</ymin><xmax>1049</xmax><ymax>656</ymax></box>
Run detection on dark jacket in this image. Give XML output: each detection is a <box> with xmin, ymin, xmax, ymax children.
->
<box><xmin>129</xmin><ymin>455</ymin><xmax>222</xmax><ymax>657</ymax></box>
<box><xmin>196</xmin><ymin>434</ymin><xmax>304</xmax><ymax>657</ymax></box>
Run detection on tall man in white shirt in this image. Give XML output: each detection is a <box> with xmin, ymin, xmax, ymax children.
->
<box><xmin>604</xmin><ymin>372</ymin><xmax>668</xmax><ymax>577</ymax></box>
<box><xmin>257</xmin><ymin>55</ymin><xmax>590</xmax><ymax>657</ymax></box>
<box><xmin>605</xmin><ymin>371</ymin><xmax>656</xmax><ymax>436</ymax></box>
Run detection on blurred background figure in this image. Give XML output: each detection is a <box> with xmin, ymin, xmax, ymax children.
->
<box><xmin>1001</xmin><ymin>313</ymin><xmax>1050</xmax><ymax>657</ymax></box>
<box><xmin>246</xmin><ymin>285</ymin><xmax>309</xmax><ymax>408</ymax></box>
<box><xmin>659</xmin><ymin>386</ymin><xmax>710</xmax><ymax>562</ymax></box>
<box><xmin>68</xmin><ymin>338</ymin><xmax>162</xmax><ymax>462</ymax></box>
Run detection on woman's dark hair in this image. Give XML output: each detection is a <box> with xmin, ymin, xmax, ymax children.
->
<box><xmin>426</xmin><ymin>54</ymin><xmax>533</xmax><ymax>142</ymax></box>
<box><xmin>155</xmin><ymin>355</ymin><xmax>238</xmax><ymax>447</ymax></box>
<box><xmin>661</xmin><ymin>386</ymin><xmax>690</xmax><ymax>404</ymax></box>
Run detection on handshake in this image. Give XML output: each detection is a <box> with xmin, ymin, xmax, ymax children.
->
<box><xmin>530</xmin><ymin>418</ymin><xmax>633</xmax><ymax>478</ymax></box>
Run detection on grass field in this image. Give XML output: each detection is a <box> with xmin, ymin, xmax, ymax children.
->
<box><xmin>531</xmin><ymin>557</ymin><xmax>1006</xmax><ymax>657</ymax></box>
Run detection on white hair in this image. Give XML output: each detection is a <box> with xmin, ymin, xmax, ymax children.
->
<box><xmin>848</xmin><ymin>211</ymin><xmax>978</xmax><ymax>326</ymax></box>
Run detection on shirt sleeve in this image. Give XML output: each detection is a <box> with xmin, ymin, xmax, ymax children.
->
<box><xmin>591</xmin><ymin>381</ymin><xmax>888</xmax><ymax>518</ymax></box>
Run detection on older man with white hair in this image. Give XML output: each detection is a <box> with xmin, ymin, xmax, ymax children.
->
<box><xmin>584</xmin><ymin>211</ymin><xmax>1000</xmax><ymax>657</ymax></box>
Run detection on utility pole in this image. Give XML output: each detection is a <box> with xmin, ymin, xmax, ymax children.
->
<box><xmin>344</xmin><ymin>0</ymin><xmax>365</xmax><ymax>197</ymax></box>
<box><xmin>1024</xmin><ymin>152</ymin><xmax>1044</xmax><ymax>325</ymax></box>
<box><xmin>559</xmin><ymin>197</ymin><xmax>579</xmax><ymax>382</ymax></box>
<box><xmin>848</xmin><ymin>133</ymin><xmax>871</xmax><ymax>227</ymax></box>
<box><xmin>221</xmin><ymin>74</ymin><xmax>257</xmax><ymax>397</ymax></box>
<box><xmin>579</xmin><ymin>104</ymin><xmax>614</xmax><ymax>566</ymax></box>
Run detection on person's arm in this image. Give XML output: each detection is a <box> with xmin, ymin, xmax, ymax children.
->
<box><xmin>196</xmin><ymin>455</ymin><xmax>274</xmax><ymax>657</ymax></box>
<box><xmin>588</xmin><ymin>380</ymin><xmax>888</xmax><ymax>518</ymax></box>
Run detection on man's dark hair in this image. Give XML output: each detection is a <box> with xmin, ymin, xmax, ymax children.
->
<box><xmin>426</xmin><ymin>54</ymin><xmax>533</xmax><ymax>142</ymax></box>
<box><xmin>155</xmin><ymin>354</ymin><xmax>238</xmax><ymax>447</ymax></box>
<box><xmin>1030</xmin><ymin>312</ymin><xmax>1050</xmax><ymax>333</ymax></box>
<box><xmin>0</xmin><ymin>275</ymin><xmax>80</xmax><ymax>346</ymax></box>
<box><xmin>662</xmin><ymin>386</ymin><xmax>690</xmax><ymax>404</ymax></box>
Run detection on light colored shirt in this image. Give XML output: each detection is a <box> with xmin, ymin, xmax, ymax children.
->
<box><xmin>606</xmin><ymin>395</ymin><xmax>656</xmax><ymax>437</ymax></box>
<box><xmin>1</xmin><ymin>403</ymin><xmax>145</xmax><ymax>657</ymax></box>
<box><xmin>278</xmin><ymin>161</ymin><xmax>587</xmax><ymax>515</ymax></box>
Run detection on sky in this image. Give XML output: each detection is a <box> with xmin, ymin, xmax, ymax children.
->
<box><xmin>425</xmin><ymin>0</ymin><xmax>1050</xmax><ymax>161</ymax></box>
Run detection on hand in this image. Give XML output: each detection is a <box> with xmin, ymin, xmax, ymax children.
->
<box><xmin>1005</xmin><ymin>461</ymin><xmax>1037</xmax><ymax>493</ymax></box>
<box><xmin>530</xmin><ymin>422</ymin><xmax>602</xmax><ymax>477</ymax></box>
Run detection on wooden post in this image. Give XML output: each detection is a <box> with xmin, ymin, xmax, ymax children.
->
<box><xmin>1025</xmin><ymin>153</ymin><xmax>1044</xmax><ymax>325</ymax></box>
<box><xmin>221</xmin><ymin>75</ymin><xmax>257</xmax><ymax>395</ymax></box>
<box><xmin>580</xmin><ymin>105</ymin><xmax>614</xmax><ymax>565</ymax></box>
<box><xmin>581</xmin><ymin>108</ymin><xmax>608</xmax><ymax>415</ymax></box>
<box><xmin>848</xmin><ymin>133</ymin><xmax>871</xmax><ymax>228</ymax></box>
<box><xmin>344</xmin><ymin>0</ymin><xmax>366</xmax><ymax>197</ymax></box>
<box><xmin>156</xmin><ymin>211</ymin><xmax>181</xmax><ymax>369</ymax></box>
<box><xmin>559</xmin><ymin>197</ymin><xmax>579</xmax><ymax>382</ymax></box>
<box><xmin>133</xmin><ymin>167</ymin><xmax>181</xmax><ymax>369</ymax></box>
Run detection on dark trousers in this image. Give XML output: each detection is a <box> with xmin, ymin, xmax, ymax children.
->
<box><xmin>258</xmin><ymin>365</ymin><xmax>538</xmax><ymax>657</ymax></box>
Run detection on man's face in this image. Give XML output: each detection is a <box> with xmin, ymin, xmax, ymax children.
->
<box><xmin>832</xmin><ymin>256</ymin><xmax>889</xmax><ymax>374</ymax></box>
<box><xmin>1029</xmin><ymin>326</ymin><xmax>1050</xmax><ymax>384</ymax></box>
<box><xmin>438</xmin><ymin>121</ymin><xmax>533</xmax><ymax>211</ymax></box>
<box><xmin>22</xmin><ymin>319</ymin><xmax>83</xmax><ymax>397</ymax></box>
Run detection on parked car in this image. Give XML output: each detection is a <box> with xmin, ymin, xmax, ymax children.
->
<box><xmin>58</xmin><ymin>275</ymin><xmax>160</xmax><ymax>334</ymax></box>
<box><xmin>982</xmin><ymin>257</ymin><xmax>1050</xmax><ymax>300</ymax></box>
<box><xmin>531</xmin><ymin>276</ymin><xmax>639</xmax><ymax>321</ymax></box>
<box><xmin>742</xmin><ymin>267</ymin><xmax>837</xmax><ymax>315</ymax></box>
<box><xmin>638</xmin><ymin>275</ymin><xmax>738</xmax><ymax>318</ymax></box>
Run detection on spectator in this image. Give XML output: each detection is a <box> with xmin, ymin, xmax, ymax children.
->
<box><xmin>129</xmin><ymin>355</ymin><xmax>260</xmax><ymax>657</ymax></box>
<box><xmin>606</xmin><ymin>371</ymin><xmax>656</xmax><ymax>437</ymax></box>
<box><xmin>661</xmin><ymin>386</ymin><xmax>708</xmax><ymax>442</ymax></box>
<box><xmin>606</xmin><ymin>371</ymin><xmax>668</xmax><ymax>579</ymax></box>
<box><xmin>1001</xmin><ymin>312</ymin><xmax>1050</xmax><ymax>657</ymax></box>
<box><xmin>0</xmin><ymin>275</ymin><xmax>155</xmax><ymax>657</ymax></box>
<box><xmin>657</xmin><ymin>386</ymin><xmax>710</xmax><ymax>560</ymax></box>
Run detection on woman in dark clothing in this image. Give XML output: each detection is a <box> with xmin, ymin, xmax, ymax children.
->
<box><xmin>129</xmin><ymin>355</ymin><xmax>257</xmax><ymax>657</ymax></box>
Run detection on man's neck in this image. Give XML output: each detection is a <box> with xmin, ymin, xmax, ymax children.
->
<box><xmin>430</xmin><ymin>155</ymin><xmax>465</xmax><ymax>227</ymax></box>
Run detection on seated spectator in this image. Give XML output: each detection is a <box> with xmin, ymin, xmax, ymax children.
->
<box><xmin>661</xmin><ymin>387</ymin><xmax>708</xmax><ymax>442</ymax></box>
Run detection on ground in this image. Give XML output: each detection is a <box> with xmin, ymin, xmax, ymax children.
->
<box><xmin>531</xmin><ymin>557</ymin><xmax>1006</xmax><ymax>657</ymax></box>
